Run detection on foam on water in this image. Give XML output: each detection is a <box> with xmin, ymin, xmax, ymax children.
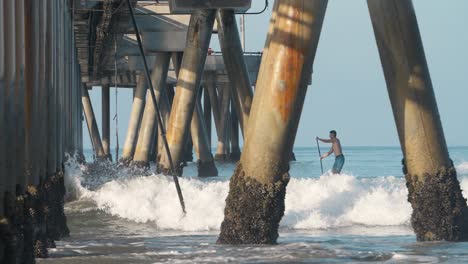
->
<box><xmin>63</xmin><ymin>158</ymin><xmax>468</xmax><ymax>232</ymax></box>
<box><xmin>458</xmin><ymin>162</ymin><xmax>468</xmax><ymax>175</ymax></box>
<box><xmin>283</xmin><ymin>174</ymin><xmax>411</xmax><ymax>229</ymax></box>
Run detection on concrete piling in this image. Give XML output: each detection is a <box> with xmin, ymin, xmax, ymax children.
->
<box><xmin>4</xmin><ymin>7</ymin><xmax>22</xmax><ymax>260</ymax></box>
<box><xmin>158</xmin><ymin>9</ymin><xmax>216</xmax><ymax>176</ymax></box>
<box><xmin>82</xmin><ymin>84</ymin><xmax>106</xmax><ymax>160</ymax></box>
<box><xmin>101</xmin><ymin>84</ymin><xmax>112</xmax><ymax>160</ymax></box>
<box><xmin>368</xmin><ymin>0</ymin><xmax>468</xmax><ymax>241</ymax></box>
<box><xmin>218</xmin><ymin>0</ymin><xmax>328</xmax><ymax>244</ymax></box>
<box><xmin>120</xmin><ymin>75</ymin><xmax>147</xmax><ymax>164</ymax></box>
<box><xmin>0</xmin><ymin>0</ymin><xmax>5</xmax><ymax>217</ymax></box>
<box><xmin>15</xmin><ymin>0</ymin><xmax>26</xmax><ymax>192</ymax></box>
<box><xmin>171</xmin><ymin>52</ymin><xmax>194</xmax><ymax>165</ymax></box>
<box><xmin>133</xmin><ymin>52</ymin><xmax>171</xmax><ymax>168</ymax></box>
<box><xmin>0</xmin><ymin>0</ymin><xmax>77</xmax><ymax>261</ymax></box>
<box><xmin>191</xmin><ymin>98</ymin><xmax>218</xmax><ymax>177</ymax></box>
<box><xmin>157</xmin><ymin>84</ymin><xmax>173</xmax><ymax>159</ymax></box>
<box><xmin>230</xmin><ymin>102</ymin><xmax>241</xmax><ymax>161</ymax></box>
<box><xmin>205</xmin><ymin>74</ymin><xmax>222</xmax><ymax>143</ymax></box>
<box><xmin>214</xmin><ymin>84</ymin><xmax>231</xmax><ymax>162</ymax></box>
<box><xmin>172</xmin><ymin>52</ymin><xmax>216</xmax><ymax>176</ymax></box>
<box><xmin>217</xmin><ymin>10</ymin><xmax>254</xmax><ymax>136</ymax></box>
<box><xmin>1</xmin><ymin>0</ymin><xmax>466</xmax><ymax>260</ymax></box>
<box><xmin>1</xmin><ymin>0</ymin><xmax>17</xmax><ymax>261</ymax></box>
<box><xmin>203</xmin><ymin>86</ymin><xmax>212</xmax><ymax>149</ymax></box>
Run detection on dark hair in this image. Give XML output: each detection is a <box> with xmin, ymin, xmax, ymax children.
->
<box><xmin>329</xmin><ymin>130</ymin><xmax>337</xmax><ymax>136</ymax></box>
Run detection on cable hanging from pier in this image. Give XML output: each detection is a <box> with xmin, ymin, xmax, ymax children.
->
<box><xmin>125</xmin><ymin>0</ymin><xmax>186</xmax><ymax>214</ymax></box>
<box><xmin>113</xmin><ymin>37</ymin><xmax>120</xmax><ymax>162</ymax></box>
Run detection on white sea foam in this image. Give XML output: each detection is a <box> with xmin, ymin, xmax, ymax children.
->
<box><xmin>91</xmin><ymin>175</ymin><xmax>228</xmax><ymax>231</ymax></box>
<box><xmin>64</xmin><ymin>158</ymin><xmax>468</xmax><ymax>231</ymax></box>
<box><xmin>457</xmin><ymin>162</ymin><xmax>468</xmax><ymax>175</ymax></box>
<box><xmin>63</xmin><ymin>154</ymin><xmax>92</xmax><ymax>201</ymax></box>
<box><xmin>283</xmin><ymin>174</ymin><xmax>411</xmax><ymax>229</ymax></box>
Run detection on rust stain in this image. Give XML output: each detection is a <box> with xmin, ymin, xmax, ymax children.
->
<box><xmin>272</xmin><ymin>4</ymin><xmax>305</xmax><ymax>122</ymax></box>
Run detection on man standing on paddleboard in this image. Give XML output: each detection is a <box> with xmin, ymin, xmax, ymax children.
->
<box><xmin>316</xmin><ymin>130</ymin><xmax>345</xmax><ymax>174</ymax></box>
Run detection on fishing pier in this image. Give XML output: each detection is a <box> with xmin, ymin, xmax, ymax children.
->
<box><xmin>1</xmin><ymin>0</ymin><xmax>467</xmax><ymax>262</ymax></box>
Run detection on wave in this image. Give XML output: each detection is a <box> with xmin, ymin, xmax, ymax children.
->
<box><xmin>457</xmin><ymin>162</ymin><xmax>468</xmax><ymax>175</ymax></box>
<box><xmin>282</xmin><ymin>174</ymin><xmax>411</xmax><ymax>229</ymax></box>
<box><xmin>64</xmin><ymin>158</ymin><xmax>468</xmax><ymax>232</ymax></box>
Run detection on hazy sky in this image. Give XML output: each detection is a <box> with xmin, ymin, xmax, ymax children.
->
<box><xmin>84</xmin><ymin>0</ymin><xmax>468</xmax><ymax>150</ymax></box>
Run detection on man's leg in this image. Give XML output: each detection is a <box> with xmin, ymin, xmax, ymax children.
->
<box><xmin>332</xmin><ymin>158</ymin><xmax>339</xmax><ymax>174</ymax></box>
<box><xmin>337</xmin><ymin>156</ymin><xmax>345</xmax><ymax>173</ymax></box>
<box><xmin>332</xmin><ymin>156</ymin><xmax>344</xmax><ymax>174</ymax></box>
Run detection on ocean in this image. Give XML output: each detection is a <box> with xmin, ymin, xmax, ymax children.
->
<box><xmin>38</xmin><ymin>147</ymin><xmax>468</xmax><ymax>263</ymax></box>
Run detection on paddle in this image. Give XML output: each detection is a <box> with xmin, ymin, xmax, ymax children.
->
<box><xmin>316</xmin><ymin>138</ymin><xmax>324</xmax><ymax>174</ymax></box>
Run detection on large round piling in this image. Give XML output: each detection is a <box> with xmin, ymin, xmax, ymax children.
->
<box><xmin>4</xmin><ymin>0</ymin><xmax>17</xmax><ymax>198</ymax></box>
<box><xmin>133</xmin><ymin>52</ymin><xmax>171</xmax><ymax>168</ymax></box>
<box><xmin>0</xmin><ymin>0</ymin><xmax>6</xmax><ymax>216</ymax></box>
<box><xmin>0</xmin><ymin>0</ymin><xmax>75</xmax><ymax>260</ymax></box>
<box><xmin>368</xmin><ymin>0</ymin><xmax>468</xmax><ymax>241</ymax></box>
<box><xmin>230</xmin><ymin>103</ymin><xmax>241</xmax><ymax>161</ymax></box>
<box><xmin>203</xmin><ymin>86</ymin><xmax>212</xmax><ymax>149</ymax></box>
<box><xmin>205</xmin><ymin>73</ymin><xmax>222</xmax><ymax>146</ymax></box>
<box><xmin>217</xmin><ymin>10</ymin><xmax>254</xmax><ymax>136</ymax></box>
<box><xmin>46</xmin><ymin>0</ymin><xmax>57</xmax><ymax>188</ymax></box>
<box><xmin>82</xmin><ymin>84</ymin><xmax>106</xmax><ymax>160</ymax></box>
<box><xmin>218</xmin><ymin>0</ymin><xmax>328</xmax><ymax>244</ymax></box>
<box><xmin>191</xmin><ymin>99</ymin><xmax>218</xmax><ymax>177</ymax></box>
<box><xmin>14</xmin><ymin>1</ymin><xmax>27</xmax><ymax>261</ymax></box>
<box><xmin>14</xmin><ymin>0</ymin><xmax>26</xmax><ymax>191</ymax></box>
<box><xmin>120</xmin><ymin>75</ymin><xmax>147</xmax><ymax>164</ymax></box>
<box><xmin>157</xmin><ymin>84</ymin><xmax>173</xmax><ymax>158</ymax></box>
<box><xmin>158</xmin><ymin>10</ymin><xmax>216</xmax><ymax>176</ymax></box>
<box><xmin>101</xmin><ymin>84</ymin><xmax>111</xmax><ymax>160</ymax></box>
<box><xmin>214</xmin><ymin>84</ymin><xmax>231</xmax><ymax>162</ymax></box>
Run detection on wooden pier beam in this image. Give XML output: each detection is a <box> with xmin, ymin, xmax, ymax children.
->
<box><xmin>158</xmin><ymin>9</ymin><xmax>216</xmax><ymax>176</ymax></box>
<box><xmin>218</xmin><ymin>0</ymin><xmax>328</xmax><ymax>244</ymax></box>
<box><xmin>133</xmin><ymin>52</ymin><xmax>171</xmax><ymax>167</ymax></box>
<box><xmin>217</xmin><ymin>10</ymin><xmax>254</xmax><ymax>136</ymax></box>
<box><xmin>120</xmin><ymin>75</ymin><xmax>146</xmax><ymax>164</ymax></box>
<box><xmin>368</xmin><ymin>0</ymin><xmax>468</xmax><ymax>241</ymax></box>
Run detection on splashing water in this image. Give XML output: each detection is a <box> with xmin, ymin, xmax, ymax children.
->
<box><xmin>63</xmin><ymin>157</ymin><xmax>468</xmax><ymax>231</ymax></box>
<box><xmin>49</xmin><ymin>149</ymin><xmax>468</xmax><ymax>263</ymax></box>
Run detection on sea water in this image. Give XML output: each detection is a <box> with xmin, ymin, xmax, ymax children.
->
<box><xmin>38</xmin><ymin>147</ymin><xmax>468</xmax><ymax>263</ymax></box>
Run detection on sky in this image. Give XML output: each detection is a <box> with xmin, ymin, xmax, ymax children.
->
<box><xmin>83</xmin><ymin>0</ymin><xmax>468</xmax><ymax>150</ymax></box>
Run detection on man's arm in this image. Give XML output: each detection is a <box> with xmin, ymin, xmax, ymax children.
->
<box><xmin>316</xmin><ymin>137</ymin><xmax>332</xmax><ymax>143</ymax></box>
<box><xmin>321</xmin><ymin>147</ymin><xmax>334</xmax><ymax>160</ymax></box>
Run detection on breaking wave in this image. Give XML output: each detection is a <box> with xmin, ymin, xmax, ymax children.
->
<box><xmin>63</xmin><ymin>158</ymin><xmax>468</xmax><ymax>231</ymax></box>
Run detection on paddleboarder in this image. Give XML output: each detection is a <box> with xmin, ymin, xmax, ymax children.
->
<box><xmin>316</xmin><ymin>130</ymin><xmax>345</xmax><ymax>174</ymax></box>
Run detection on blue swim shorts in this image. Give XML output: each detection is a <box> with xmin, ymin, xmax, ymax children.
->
<box><xmin>332</xmin><ymin>155</ymin><xmax>345</xmax><ymax>174</ymax></box>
